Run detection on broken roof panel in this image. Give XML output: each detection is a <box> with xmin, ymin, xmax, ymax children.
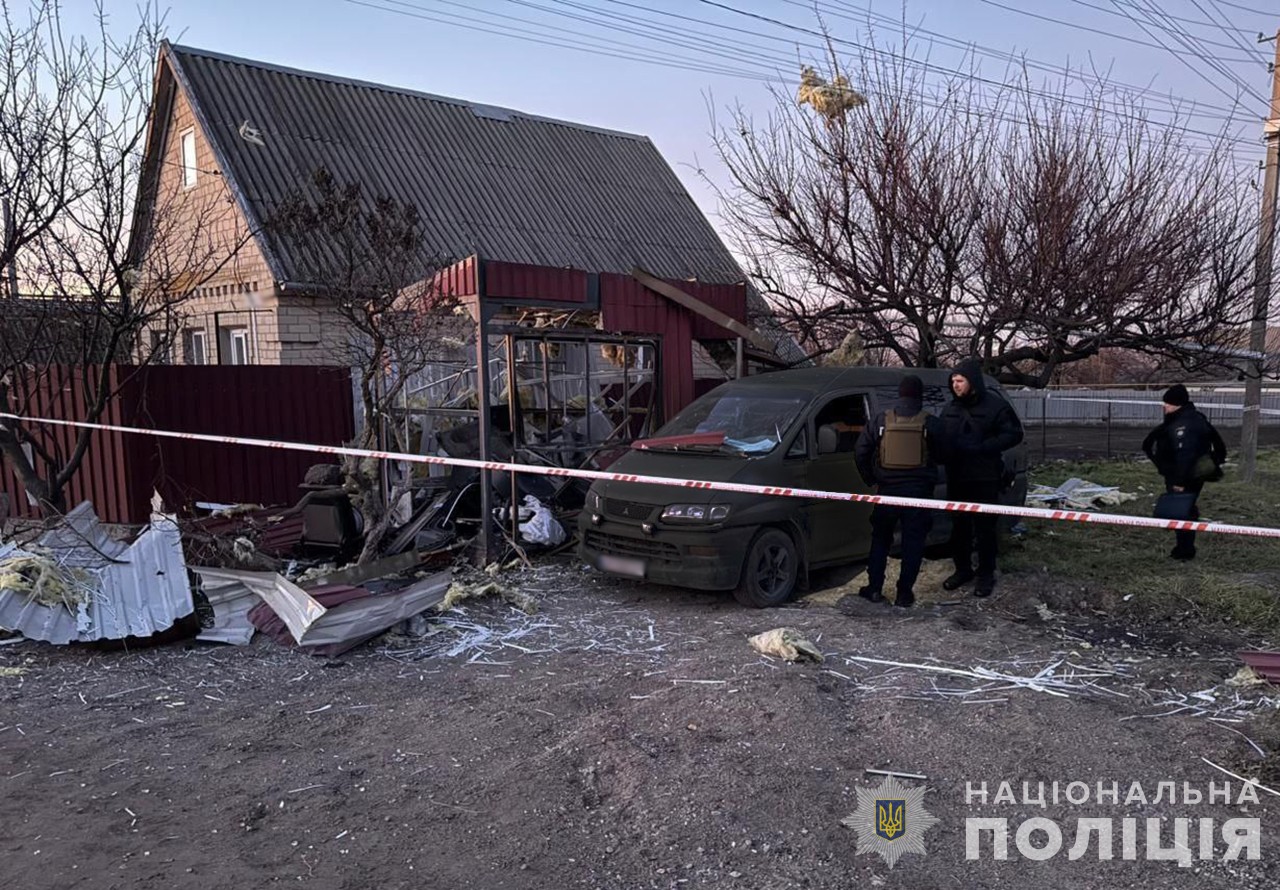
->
<box><xmin>0</xmin><ymin>503</ymin><xmax>194</xmax><ymax>644</ymax></box>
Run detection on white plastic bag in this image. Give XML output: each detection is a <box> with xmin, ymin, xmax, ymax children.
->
<box><xmin>517</xmin><ymin>495</ymin><xmax>566</xmax><ymax>546</ymax></box>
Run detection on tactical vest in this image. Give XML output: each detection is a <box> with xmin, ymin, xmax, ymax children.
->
<box><xmin>878</xmin><ymin>410</ymin><xmax>928</xmax><ymax>470</ymax></box>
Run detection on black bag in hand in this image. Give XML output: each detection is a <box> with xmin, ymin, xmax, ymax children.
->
<box><xmin>1154</xmin><ymin>492</ymin><xmax>1198</xmax><ymax>521</ymax></box>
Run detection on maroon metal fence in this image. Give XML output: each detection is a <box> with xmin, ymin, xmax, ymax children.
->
<box><xmin>2</xmin><ymin>365</ymin><xmax>354</xmax><ymax>524</ymax></box>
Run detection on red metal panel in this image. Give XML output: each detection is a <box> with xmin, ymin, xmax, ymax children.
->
<box><xmin>482</xmin><ymin>260</ymin><xmax>589</xmax><ymax>304</ymax></box>
<box><xmin>683</xmin><ymin>280</ymin><xmax>748</xmax><ymax>340</ymax></box>
<box><xmin>599</xmin><ymin>273</ymin><xmax>694</xmax><ymax>421</ymax></box>
<box><xmin>1</xmin><ymin>365</ymin><xmax>355</xmax><ymax>524</ymax></box>
<box><xmin>432</xmin><ymin>256</ymin><xmax>479</xmax><ymax>298</ymax></box>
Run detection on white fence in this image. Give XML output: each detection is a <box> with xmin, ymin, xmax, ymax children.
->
<box><xmin>1008</xmin><ymin>387</ymin><xmax>1280</xmax><ymax>427</ymax></box>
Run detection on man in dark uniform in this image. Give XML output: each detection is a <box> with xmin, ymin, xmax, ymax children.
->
<box><xmin>1142</xmin><ymin>384</ymin><xmax>1226</xmax><ymax>561</ymax></box>
<box><xmin>940</xmin><ymin>361</ymin><xmax>1024</xmax><ymax>598</ymax></box>
<box><xmin>854</xmin><ymin>374</ymin><xmax>944</xmax><ymax>609</ymax></box>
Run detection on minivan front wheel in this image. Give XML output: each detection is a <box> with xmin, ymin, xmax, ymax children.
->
<box><xmin>734</xmin><ymin>528</ymin><xmax>799</xmax><ymax>608</ymax></box>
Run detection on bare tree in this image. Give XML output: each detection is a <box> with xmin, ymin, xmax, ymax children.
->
<box><xmin>973</xmin><ymin>89</ymin><xmax>1258</xmax><ymax>386</ymax></box>
<box><xmin>0</xmin><ymin>1</ymin><xmax>251</xmax><ymax>515</ymax></box>
<box><xmin>270</xmin><ymin>168</ymin><xmax>454</xmax><ymax>562</ymax></box>
<box><xmin>710</xmin><ymin>37</ymin><xmax>1259</xmax><ymax>385</ymax></box>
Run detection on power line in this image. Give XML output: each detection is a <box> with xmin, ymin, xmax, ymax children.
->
<box><xmin>1213</xmin><ymin>0</ymin><xmax>1274</xmax><ymax>15</ymax></box>
<box><xmin>692</xmin><ymin>0</ymin><xmax>1259</xmax><ymax>147</ymax></box>
<box><xmin>1199</xmin><ymin>0</ymin><xmax>1273</xmax><ymax>61</ymax></box>
<box><xmin>973</xmin><ymin>0</ymin><xmax>1260</xmax><ymax>63</ymax></box>
<box><xmin>1104</xmin><ymin>0</ymin><xmax>1267</xmax><ymax>108</ymax></box>
<box><xmin>338</xmin><ymin>0</ymin><xmax>1264</xmax><ymax>163</ymax></box>
<box><xmin>783</xmin><ymin>0</ymin><xmax>1256</xmax><ymax>125</ymax></box>
<box><xmin>343</xmin><ymin>0</ymin><xmax>778</xmax><ymax>81</ymax></box>
<box><xmin>1131</xmin><ymin>0</ymin><xmax>1270</xmax><ymax>105</ymax></box>
<box><xmin>1065</xmin><ymin>0</ymin><xmax>1261</xmax><ymax>44</ymax></box>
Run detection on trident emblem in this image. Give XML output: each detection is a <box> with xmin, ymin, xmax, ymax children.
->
<box><xmin>876</xmin><ymin>800</ymin><xmax>905</xmax><ymax>840</ymax></box>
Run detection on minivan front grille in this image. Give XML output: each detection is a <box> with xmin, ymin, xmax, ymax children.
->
<box><xmin>604</xmin><ymin>499</ymin><xmax>656</xmax><ymax>521</ymax></box>
<box><xmin>584</xmin><ymin>530</ymin><xmax>679</xmax><ymax>561</ymax></box>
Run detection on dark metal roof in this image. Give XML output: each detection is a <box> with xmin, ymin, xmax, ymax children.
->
<box><xmin>165</xmin><ymin>43</ymin><xmax>747</xmax><ymax>286</ymax></box>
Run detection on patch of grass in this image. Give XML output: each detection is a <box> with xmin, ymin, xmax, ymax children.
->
<box><xmin>1003</xmin><ymin>449</ymin><xmax>1280</xmax><ymax>636</ymax></box>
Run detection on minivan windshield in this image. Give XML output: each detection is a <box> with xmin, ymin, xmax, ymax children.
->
<box><xmin>649</xmin><ymin>390</ymin><xmax>809</xmax><ymax>455</ymax></box>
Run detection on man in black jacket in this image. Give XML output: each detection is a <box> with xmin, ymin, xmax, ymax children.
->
<box><xmin>940</xmin><ymin>361</ymin><xmax>1024</xmax><ymax>597</ymax></box>
<box><xmin>1142</xmin><ymin>384</ymin><xmax>1226</xmax><ymax>561</ymax></box>
<box><xmin>854</xmin><ymin>374</ymin><xmax>944</xmax><ymax>608</ymax></box>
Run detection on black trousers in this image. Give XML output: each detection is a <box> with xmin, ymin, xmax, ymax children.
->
<box><xmin>866</xmin><ymin>502</ymin><xmax>934</xmax><ymax>595</ymax></box>
<box><xmin>947</xmin><ymin>479</ymin><xmax>1000</xmax><ymax>579</ymax></box>
<box><xmin>1166</xmin><ymin>480</ymin><xmax>1204</xmax><ymax>552</ymax></box>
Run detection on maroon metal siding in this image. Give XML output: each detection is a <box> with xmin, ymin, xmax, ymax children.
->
<box><xmin>681</xmin><ymin>281</ymin><xmax>748</xmax><ymax>340</ymax></box>
<box><xmin>2</xmin><ymin>365</ymin><xmax>354</xmax><ymax>524</ymax></box>
<box><xmin>433</xmin><ymin>256</ymin><xmax>479</xmax><ymax>298</ymax></box>
<box><xmin>482</xmin><ymin>260</ymin><xmax>591</xmax><ymax>305</ymax></box>
<box><xmin>599</xmin><ymin>273</ymin><xmax>694</xmax><ymax>423</ymax></box>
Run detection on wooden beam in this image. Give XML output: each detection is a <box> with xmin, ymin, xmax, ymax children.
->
<box><xmin>630</xmin><ymin>267</ymin><xmax>774</xmax><ymax>353</ymax></box>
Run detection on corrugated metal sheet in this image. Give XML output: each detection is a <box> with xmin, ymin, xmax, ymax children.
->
<box><xmin>167</xmin><ymin>44</ymin><xmax>746</xmax><ymax>284</ymax></box>
<box><xmin>1</xmin><ymin>365</ymin><xmax>355</xmax><ymax>524</ymax></box>
<box><xmin>599</xmin><ymin>272</ymin><xmax>695</xmax><ymax>422</ymax></box>
<box><xmin>483</xmin><ymin>261</ymin><xmax>592</xmax><ymax>305</ymax></box>
<box><xmin>0</xmin><ymin>503</ymin><xmax>193</xmax><ymax>643</ymax></box>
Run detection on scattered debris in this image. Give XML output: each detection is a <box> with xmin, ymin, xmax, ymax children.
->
<box><xmin>439</xmin><ymin>577</ymin><xmax>537</xmax><ymax>614</ymax></box>
<box><xmin>1201</xmin><ymin>757</ymin><xmax>1280</xmax><ymax>798</ymax></box>
<box><xmin>749</xmin><ymin>627</ymin><xmax>824</xmax><ymax>663</ymax></box>
<box><xmin>1227</xmin><ymin>666</ymin><xmax>1269</xmax><ymax>689</ymax></box>
<box><xmin>192</xmin><ymin>566</ymin><xmax>451</xmax><ymax>656</ymax></box>
<box><xmin>1237</xmin><ymin>650</ymin><xmax>1280</xmax><ymax>684</ymax></box>
<box><xmin>192</xmin><ymin>572</ymin><xmax>261</xmax><ymax>646</ymax></box>
<box><xmin>0</xmin><ymin>554</ymin><xmax>85</xmax><ymax>608</ymax></box>
<box><xmin>0</xmin><ymin>665</ymin><xmax>27</xmax><ymax>677</ymax></box>
<box><xmin>865</xmin><ymin>769</ymin><xmax>927</xmax><ymax>781</ymax></box>
<box><xmin>296</xmin><ymin>551</ymin><xmax>420</xmax><ymax>589</ymax></box>
<box><xmin>0</xmin><ymin>503</ymin><xmax>194</xmax><ymax>645</ymax></box>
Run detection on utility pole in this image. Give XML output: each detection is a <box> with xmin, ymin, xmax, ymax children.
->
<box><xmin>1241</xmin><ymin>29</ymin><xmax>1280</xmax><ymax>483</ymax></box>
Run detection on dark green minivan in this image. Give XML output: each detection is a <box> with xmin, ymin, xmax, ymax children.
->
<box><xmin>578</xmin><ymin>367</ymin><xmax>1027</xmax><ymax>607</ymax></box>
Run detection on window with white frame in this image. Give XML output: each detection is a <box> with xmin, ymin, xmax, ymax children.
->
<box><xmin>180</xmin><ymin>130</ymin><xmax>197</xmax><ymax>188</ymax></box>
<box><xmin>229</xmin><ymin>328</ymin><xmax>250</xmax><ymax>365</ymax></box>
<box><xmin>183</xmin><ymin>328</ymin><xmax>207</xmax><ymax>365</ymax></box>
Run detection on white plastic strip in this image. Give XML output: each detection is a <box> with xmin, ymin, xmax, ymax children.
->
<box><xmin>3</xmin><ymin>412</ymin><xmax>1278</xmax><ymax>539</ymax></box>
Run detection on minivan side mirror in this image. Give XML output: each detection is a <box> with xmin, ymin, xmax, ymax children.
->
<box><xmin>817</xmin><ymin>425</ymin><xmax>838</xmax><ymax>455</ymax></box>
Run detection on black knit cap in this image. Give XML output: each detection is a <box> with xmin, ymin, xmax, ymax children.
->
<box><xmin>1162</xmin><ymin>384</ymin><xmax>1190</xmax><ymax>407</ymax></box>
<box><xmin>899</xmin><ymin>374</ymin><xmax>924</xmax><ymax>400</ymax></box>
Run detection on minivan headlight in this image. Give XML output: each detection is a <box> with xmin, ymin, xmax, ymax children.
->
<box><xmin>587</xmin><ymin>490</ymin><xmax>603</xmax><ymax>513</ymax></box>
<box><xmin>661</xmin><ymin>504</ymin><xmax>731</xmax><ymax>522</ymax></box>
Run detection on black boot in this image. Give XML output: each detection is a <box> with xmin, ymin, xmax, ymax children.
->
<box><xmin>974</xmin><ymin>575</ymin><xmax>995</xmax><ymax>598</ymax></box>
<box><xmin>858</xmin><ymin>586</ymin><xmax>885</xmax><ymax>603</ymax></box>
<box><xmin>894</xmin><ymin>590</ymin><xmax>915</xmax><ymax>609</ymax></box>
<box><xmin>943</xmin><ymin>569</ymin><xmax>975</xmax><ymax>591</ymax></box>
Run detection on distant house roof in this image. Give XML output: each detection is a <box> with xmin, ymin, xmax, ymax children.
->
<box><xmin>155</xmin><ymin>43</ymin><xmax>748</xmax><ymax>289</ymax></box>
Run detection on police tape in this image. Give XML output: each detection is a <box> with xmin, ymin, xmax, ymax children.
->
<box><xmin>4</xmin><ymin>412</ymin><xmax>1280</xmax><ymax>540</ymax></box>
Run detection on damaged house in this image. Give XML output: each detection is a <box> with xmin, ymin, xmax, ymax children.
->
<box><xmin>129</xmin><ymin>43</ymin><xmax>804</xmax><ymax>553</ymax></box>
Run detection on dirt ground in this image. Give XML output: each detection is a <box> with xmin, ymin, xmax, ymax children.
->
<box><xmin>2</xmin><ymin>559</ymin><xmax>1279</xmax><ymax>890</ymax></box>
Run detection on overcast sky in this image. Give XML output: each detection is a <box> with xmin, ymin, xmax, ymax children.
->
<box><xmin>67</xmin><ymin>0</ymin><xmax>1279</xmax><ymax>232</ymax></box>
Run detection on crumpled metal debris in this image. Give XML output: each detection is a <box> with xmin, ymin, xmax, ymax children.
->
<box><xmin>190</xmin><ymin>565</ymin><xmax>452</xmax><ymax>655</ymax></box>
<box><xmin>0</xmin><ymin>502</ymin><xmax>194</xmax><ymax>644</ymax></box>
<box><xmin>748</xmin><ymin>627</ymin><xmax>824</xmax><ymax>663</ymax></box>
